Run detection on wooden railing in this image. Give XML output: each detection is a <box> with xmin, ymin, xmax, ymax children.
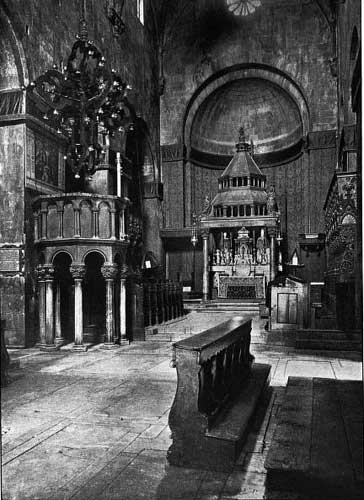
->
<box><xmin>143</xmin><ymin>280</ymin><xmax>184</xmax><ymax>327</ymax></box>
<box><xmin>168</xmin><ymin>317</ymin><xmax>254</xmax><ymax>470</ymax></box>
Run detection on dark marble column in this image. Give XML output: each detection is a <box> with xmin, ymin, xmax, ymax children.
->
<box><xmin>39</xmin><ymin>265</ymin><xmax>58</xmax><ymax>351</ymax></box>
<box><xmin>202</xmin><ymin>230</ymin><xmax>210</xmax><ymax>302</ymax></box>
<box><xmin>70</xmin><ymin>264</ymin><xmax>87</xmax><ymax>351</ymax></box>
<box><xmin>36</xmin><ymin>265</ymin><xmax>46</xmax><ymax>347</ymax></box>
<box><xmin>119</xmin><ymin>266</ymin><xmax>129</xmax><ymax>345</ymax></box>
<box><xmin>100</xmin><ymin>264</ymin><xmax>119</xmax><ymax>349</ymax></box>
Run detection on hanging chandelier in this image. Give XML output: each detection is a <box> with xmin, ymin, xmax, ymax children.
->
<box><xmin>26</xmin><ymin>19</ymin><xmax>132</xmax><ymax>179</ymax></box>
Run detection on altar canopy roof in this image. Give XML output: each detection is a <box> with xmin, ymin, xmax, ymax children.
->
<box><xmin>220</xmin><ymin>129</ymin><xmax>265</xmax><ymax>179</ymax></box>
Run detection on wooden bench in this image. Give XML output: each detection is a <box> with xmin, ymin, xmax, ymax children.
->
<box><xmin>167</xmin><ymin>316</ymin><xmax>271</xmax><ymax>471</ymax></box>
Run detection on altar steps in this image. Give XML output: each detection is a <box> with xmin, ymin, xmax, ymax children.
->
<box><xmin>188</xmin><ymin>299</ymin><xmax>261</xmax><ymax>314</ymax></box>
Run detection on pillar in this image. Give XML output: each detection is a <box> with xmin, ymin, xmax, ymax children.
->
<box><xmin>202</xmin><ymin>230</ymin><xmax>210</xmax><ymax>302</ymax></box>
<box><xmin>268</xmin><ymin>228</ymin><xmax>277</xmax><ymax>281</ymax></box>
<box><xmin>57</xmin><ymin>203</ymin><xmax>64</xmax><ymax>238</ymax></box>
<box><xmin>100</xmin><ymin>264</ymin><xmax>119</xmax><ymax>349</ymax></box>
<box><xmin>110</xmin><ymin>208</ymin><xmax>116</xmax><ymax>239</ymax></box>
<box><xmin>92</xmin><ymin>208</ymin><xmax>99</xmax><ymax>238</ymax></box>
<box><xmin>38</xmin><ymin>265</ymin><xmax>58</xmax><ymax>351</ymax></box>
<box><xmin>119</xmin><ymin>266</ymin><xmax>129</xmax><ymax>345</ymax></box>
<box><xmin>54</xmin><ymin>279</ymin><xmax>65</xmax><ymax>346</ymax></box>
<box><xmin>36</xmin><ymin>266</ymin><xmax>46</xmax><ymax>347</ymax></box>
<box><xmin>70</xmin><ymin>264</ymin><xmax>87</xmax><ymax>351</ymax></box>
<box><xmin>40</xmin><ymin>203</ymin><xmax>48</xmax><ymax>239</ymax></box>
<box><xmin>74</xmin><ymin>207</ymin><xmax>81</xmax><ymax>237</ymax></box>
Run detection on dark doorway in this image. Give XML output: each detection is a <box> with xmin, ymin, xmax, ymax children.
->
<box><xmin>53</xmin><ymin>252</ymin><xmax>73</xmax><ymax>343</ymax></box>
<box><xmin>84</xmin><ymin>252</ymin><xmax>106</xmax><ymax>343</ymax></box>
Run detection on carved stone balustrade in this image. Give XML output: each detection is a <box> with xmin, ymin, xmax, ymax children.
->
<box><xmin>33</xmin><ymin>193</ymin><xmax>128</xmax><ymax>242</ymax></box>
<box><xmin>168</xmin><ymin>317</ymin><xmax>271</xmax><ymax>471</ymax></box>
<box><xmin>32</xmin><ymin>193</ymin><xmax>129</xmax><ymax>263</ymax></box>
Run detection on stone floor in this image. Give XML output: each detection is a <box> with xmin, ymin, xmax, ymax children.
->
<box><xmin>1</xmin><ymin>311</ymin><xmax>362</xmax><ymax>500</ymax></box>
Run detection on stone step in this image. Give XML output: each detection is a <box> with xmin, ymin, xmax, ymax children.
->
<box><xmin>264</xmin><ymin>377</ymin><xmax>363</xmax><ymax>499</ymax></box>
<box><xmin>295</xmin><ymin>339</ymin><xmax>362</xmax><ymax>351</ymax></box>
<box><xmin>202</xmin><ymin>363</ymin><xmax>271</xmax><ymax>471</ymax></box>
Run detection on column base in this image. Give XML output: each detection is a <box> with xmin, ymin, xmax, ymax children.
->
<box><xmin>118</xmin><ymin>338</ymin><xmax>130</xmax><ymax>346</ymax></box>
<box><xmin>39</xmin><ymin>344</ymin><xmax>60</xmax><ymax>352</ymax></box>
<box><xmin>100</xmin><ymin>342</ymin><xmax>120</xmax><ymax>350</ymax></box>
<box><xmin>72</xmin><ymin>344</ymin><xmax>88</xmax><ymax>352</ymax></box>
<box><xmin>55</xmin><ymin>338</ymin><xmax>66</xmax><ymax>347</ymax></box>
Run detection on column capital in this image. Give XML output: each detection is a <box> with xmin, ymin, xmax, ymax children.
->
<box><xmin>37</xmin><ymin>264</ymin><xmax>54</xmax><ymax>281</ymax></box>
<box><xmin>201</xmin><ymin>229</ymin><xmax>210</xmax><ymax>239</ymax></box>
<box><xmin>70</xmin><ymin>264</ymin><xmax>86</xmax><ymax>280</ymax></box>
<box><xmin>120</xmin><ymin>265</ymin><xmax>129</xmax><ymax>280</ymax></box>
<box><xmin>101</xmin><ymin>263</ymin><xmax>119</xmax><ymax>280</ymax></box>
<box><xmin>267</xmin><ymin>227</ymin><xmax>277</xmax><ymax>238</ymax></box>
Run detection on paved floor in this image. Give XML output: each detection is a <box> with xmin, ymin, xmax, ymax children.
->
<box><xmin>1</xmin><ymin>311</ymin><xmax>362</xmax><ymax>500</ymax></box>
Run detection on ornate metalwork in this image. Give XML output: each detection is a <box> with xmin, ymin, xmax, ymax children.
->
<box><xmin>26</xmin><ymin>19</ymin><xmax>133</xmax><ymax>179</ymax></box>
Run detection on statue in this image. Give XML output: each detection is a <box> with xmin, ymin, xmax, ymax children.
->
<box><xmin>201</xmin><ymin>195</ymin><xmax>210</xmax><ymax>216</ymax></box>
<box><xmin>267</xmin><ymin>185</ymin><xmax>277</xmax><ymax>215</ymax></box>
<box><xmin>256</xmin><ymin>229</ymin><xmax>267</xmax><ymax>264</ymax></box>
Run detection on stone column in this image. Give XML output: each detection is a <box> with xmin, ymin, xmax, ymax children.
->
<box><xmin>110</xmin><ymin>208</ymin><xmax>117</xmax><ymax>239</ymax></box>
<box><xmin>119</xmin><ymin>266</ymin><xmax>129</xmax><ymax>346</ymax></box>
<box><xmin>91</xmin><ymin>208</ymin><xmax>99</xmax><ymax>238</ymax></box>
<box><xmin>36</xmin><ymin>265</ymin><xmax>46</xmax><ymax>347</ymax></box>
<box><xmin>74</xmin><ymin>207</ymin><xmax>81</xmax><ymax>237</ymax></box>
<box><xmin>40</xmin><ymin>204</ymin><xmax>48</xmax><ymax>239</ymax></box>
<box><xmin>44</xmin><ymin>265</ymin><xmax>57</xmax><ymax>350</ymax></box>
<box><xmin>57</xmin><ymin>203</ymin><xmax>64</xmax><ymax>238</ymax></box>
<box><xmin>34</xmin><ymin>212</ymin><xmax>39</xmax><ymax>241</ymax></box>
<box><xmin>268</xmin><ymin>228</ymin><xmax>277</xmax><ymax>281</ymax></box>
<box><xmin>101</xmin><ymin>264</ymin><xmax>119</xmax><ymax>349</ymax></box>
<box><xmin>202</xmin><ymin>230</ymin><xmax>210</xmax><ymax>302</ymax></box>
<box><xmin>54</xmin><ymin>277</ymin><xmax>65</xmax><ymax>347</ymax></box>
<box><xmin>70</xmin><ymin>264</ymin><xmax>87</xmax><ymax>351</ymax></box>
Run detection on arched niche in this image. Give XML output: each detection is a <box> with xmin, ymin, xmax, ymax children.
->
<box><xmin>183</xmin><ymin>64</ymin><xmax>310</xmax><ymax>168</ymax></box>
<box><xmin>80</xmin><ymin>200</ymin><xmax>92</xmax><ymax>238</ymax></box>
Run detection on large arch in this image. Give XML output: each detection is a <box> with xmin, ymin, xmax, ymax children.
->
<box><xmin>183</xmin><ymin>64</ymin><xmax>310</xmax><ymax>158</ymax></box>
<box><xmin>0</xmin><ymin>3</ymin><xmax>28</xmax><ymax>91</ymax></box>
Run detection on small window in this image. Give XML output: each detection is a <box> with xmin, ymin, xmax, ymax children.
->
<box><xmin>137</xmin><ymin>0</ymin><xmax>144</xmax><ymax>24</ymax></box>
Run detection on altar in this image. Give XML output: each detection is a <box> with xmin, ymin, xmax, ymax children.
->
<box><xmin>198</xmin><ymin>128</ymin><xmax>281</xmax><ymax>302</ymax></box>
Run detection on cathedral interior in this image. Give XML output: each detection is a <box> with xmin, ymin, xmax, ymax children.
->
<box><xmin>0</xmin><ymin>0</ymin><xmax>362</xmax><ymax>499</ymax></box>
